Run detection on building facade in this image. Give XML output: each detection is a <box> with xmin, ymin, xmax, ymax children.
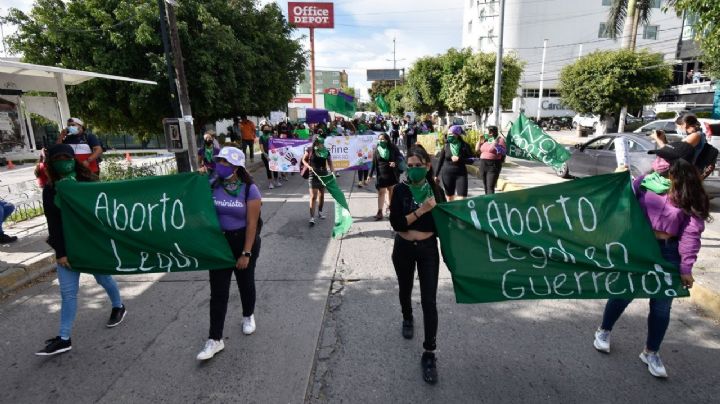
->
<box><xmin>295</xmin><ymin>70</ymin><xmax>349</xmax><ymax>95</ymax></box>
<box><xmin>461</xmin><ymin>0</ymin><xmax>686</xmax><ymax>120</ymax></box>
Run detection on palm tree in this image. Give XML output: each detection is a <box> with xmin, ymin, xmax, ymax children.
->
<box><xmin>605</xmin><ymin>0</ymin><xmax>658</xmax><ymax>50</ymax></box>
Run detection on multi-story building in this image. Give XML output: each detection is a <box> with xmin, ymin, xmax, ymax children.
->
<box><xmin>462</xmin><ymin>0</ymin><xmax>687</xmax><ymax>121</ymax></box>
<box><xmin>295</xmin><ymin>70</ymin><xmax>349</xmax><ymax>95</ymax></box>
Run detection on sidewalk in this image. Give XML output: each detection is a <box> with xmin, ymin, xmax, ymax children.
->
<box><xmin>0</xmin><ymin>216</ymin><xmax>54</xmax><ymax>295</ymax></box>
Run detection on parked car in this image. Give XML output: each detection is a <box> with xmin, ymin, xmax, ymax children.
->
<box><xmin>635</xmin><ymin>118</ymin><xmax>720</xmax><ymax>142</ymax></box>
<box><xmin>572</xmin><ymin>113</ymin><xmax>602</xmax><ymax>129</ymax></box>
<box><xmin>555</xmin><ymin>133</ymin><xmax>656</xmax><ymax>179</ymax></box>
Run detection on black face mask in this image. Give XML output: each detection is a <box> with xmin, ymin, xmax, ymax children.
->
<box><xmin>205</xmin><ymin>141</ymin><xmax>213</xmax><ymax>146</ymax></box>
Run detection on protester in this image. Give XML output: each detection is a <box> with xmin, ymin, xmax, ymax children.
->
<box><xmin>0</xmin><ymin>199</ymin><xmax>18</xmax><ymax>243</ymax></box>
<box><xmin>57</xmin><ymin>117</ymin><xmax>103</xmax><ymax>175</ymax></box>
<box><xmin>593</xmin><ymin>141</ymin><xmax>709</xmax><ymax>378</ymax></box>
<box><xmin>230</xmin><ymin>117</ymin><xmax>241</xmax><ymax>143</ymax></box>
<box><xmin>36</xmin><ymin>144</ymin><xmax>126</xmax><ymax>356</ymax></box>
<box><xmin>369</xmin><ymin>133</ymin><xmax>401</xmax><ymax>220</ymax></box>
<box><xmin>240</xmin><ymin>115</ymin><xmax>257</xmax><ymax>163</ymax></box>
<box><xmin>475</xmin><ymin>126</ymin><xmax>506</xmax><ymax>194</ymax></box>
<box><xmin>198</xmin><ymin>131</ymin><xmax>220</xmax><ymax>175</ymax></box>
<box><xmin>197</xmin><ymin>147</ymin><xmax>262</xmax><ymax>361</ymax></box>
<box><xmin>34</xmin><ymin>148</ymin><xmax>49</xmax><ymax>188</ymax></box>
<box><xmin>389</xmin><ymin>145</ymin><xmax>446</xmax><ymax>384</ymax></box>
<box><xmin>390</xmin><ymin>118</ymin><xmax>401</xmax><ymax>147</ymax></box>
<box><xmin>259</xmin><ymin>123</ymin><xmax>281</xmax><ymax>189</ymax></box>
<box><xmin>302</xmin><ymin>136</ymin><xmax>334</xmax><ymax>226</ymax></box>
<box><xmin>403</xmin><ymin>117</ymin><xmax>418</xmax><ymax>153</ymax></box>
<box><xmin>435</xmin><ymin>125</ymin><xmax>474</xmax><ymax>201</ymax></box>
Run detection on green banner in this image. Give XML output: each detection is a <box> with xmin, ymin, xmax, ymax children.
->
<box><xmin>324</xmin><ymin>93</ymin><xmax>356</xmax><ymax>118</ymax></box>
<box><xmin>374</xmin><ymin>94</ymin><xmax>390</xmax><ymax>113</ymax></box>
<box><xmin>56</xmin><ymin>173</ymin><xmax>236</xmax><ymax>275</ymax></box>
<box><xmin>433</xmin><ymin>172</ymin><xmax>689</xmax><ymax>303</ymax></box>
<box><xmin>317</xmin><ymin>173</ymin><xmax>353</xmax><ymax>238</ymax></box>
<box><xmin>507</xmin><ymin>113</ymin><xmax>571</xmax><ymax>169</ymax></box>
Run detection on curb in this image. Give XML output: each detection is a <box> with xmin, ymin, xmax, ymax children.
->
<box><xmin>0</xmin><ymin>253</ymin><xmax>56</xmax><ymax>295</ymax></box>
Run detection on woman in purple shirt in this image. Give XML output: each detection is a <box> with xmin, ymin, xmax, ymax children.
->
<box><xmin>197</xmin><ymin>147</ymin><xmax>262</xmax><ymax>361</ymax></box>
<box><xmin>593</xmin><ymin>141</ymin><xmax>710</xmax><ymax>378</ymax></box>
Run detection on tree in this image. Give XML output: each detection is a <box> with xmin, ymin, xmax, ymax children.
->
<box><xmin>559</xmin><ymin>49</ymin><xmax>671</xmax><ymax>135</ymax></box>
<box><xmin>606</xmin><ymin>0</ymin><xmax>656</xmax><ymax>50</ymax></box>
<box><xmin>4</xmin><ymin>0</ymin><xmax>306</xmax><ymax>138</ymax></box>
<box><xmin>340</xmin><ymin>87</ymin><xmax>356</xmax><ymax>97</ymax></box>
<box><xmin>405</xmin><ymin>55</ymin><xmax>444</xmax><ymax>114</ymax></box>
<box><xmin>438</xmin><ymin>48</ymin><xmax>473</xmax><ymax>109</ymax></box>
<box><xmin>667</xmin><ymin>0</ymin><xmax>720</xmax><ymax>78</ymax></box>
<box><xmin>368</xmin><ymin>80</ymin><xmax>396</xmax><ymax>98</ymax></box>
<box><xmin>386</xmin><ymin>85</ymin><xmax>407</xmax><ymax>115</ymax></box>
<box><xmin>444</xmin><ymin>53</ymin><xmax>523</xmax><ymax>126</ymax></box>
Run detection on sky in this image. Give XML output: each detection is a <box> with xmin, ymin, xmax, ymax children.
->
<box><xmin>0</xmin><ymin>0</ymin><xmax>463</xmax><ymax>101</ymax></box>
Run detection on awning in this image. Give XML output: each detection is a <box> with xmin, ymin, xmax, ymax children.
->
<box><xmin>0</xmin><ymin>59</ymin><xmax>156</xmax><ymax>87</ymax></box>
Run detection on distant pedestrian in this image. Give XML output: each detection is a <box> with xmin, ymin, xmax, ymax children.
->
<box><xmin>230</xmin><ymin>117</ymin><xmax>241</xmax><ymax>143</ymax></box>
<box><xmin>686</xmin><ymin>69</ymin><xmax>694</xmax><ymax>84</ymax></box>
<box><xmin>240</xmin><ymin>115</ymin><xmax>257</xmax><ymax>163</ymax></box>
<box><xmin>403</xmin><ymin>117</ymin><xmax>417</xmax><ymax>153</ymax></box>
<box><xmin>197</xmin><ymin>147</ymin><xmax>262</xmax><ymax>361</ymax></box>
<box><xmin>259</xmin><ymin>123</ymin><xmax>280</xmax><ymax>189</ymax></box>
<box><xmin>302</xmin><ymin>136</ymin><xmax>334</xmax><ymax>226</ymax></box>
<box><xmin>475</xmin><ymin>126</ymin><xmax>506</xmax><ymax>194</ymax></box>
<box><xmin>692</xmin><ymin>70</ymin><xmax>701</xmax><ymax>84</ymax></box>
<box><xmin>389</xmin><ymin>145</ymin><xmax>446</xmax><ymax>385</ymax></box>
<box><xmin>369</xmin><ymin>133</ymin><xmax>401</xmax><ymax>220</ymax></box>
<box><xmin>34</xmin><ymin>147</ymin><xmax>49</xmax><ymax>188</ymax></box>
<box><xmin>593</xmin><ymin>142</ymin><xmax>709</xmax><ymax>378</ymax></box>
<box><xmin>435</xmin><ymin>125</ymin><xmax>474</xmax><ymax>201</ymax></box>
<box><xmin>57</xmin><ymin>117</ymin><xmax>103</xmax><ymax>175</ymax></box>
<box><xmin>36</xmin><ymin>144</ymin><xmax>126</xmax><ymax>356</ymax></box>
<box><xmin>0</xmin><ymin>199</ymin><xmax>18</xmax><ymax>243</ymax></box>
<box><xmin>198</xmin><ymin>131</ymin><xmax>220</xmax><ymax>175</ymax></box>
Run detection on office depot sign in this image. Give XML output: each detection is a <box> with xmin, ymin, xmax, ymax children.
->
<box><xmin>288</xmin><ymin>2</ymin><xmax>334</xmax><ymax>29</ymax></box>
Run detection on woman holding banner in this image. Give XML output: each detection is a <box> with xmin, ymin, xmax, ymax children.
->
<box><xmin>197</xmin><ymin>147</ymin><xmax>262</xmax><ymax>361</ymax></box>
<box><xmin>369</xmin><ymin>133</ymin><xmax>400</xmax><ymax>220</ymax></box>
<box><xmin>593</xmin><ymin>142</ymin><xmax>709</xmax><ymax>378</ymax></box>
<box><xmin>302</xmin><ymin>136</ymin><xmax>335</xmax><ymax>226</ymax></box>
<box><xmin>36</xmin><ymin>144</ymin><xmax>126</xmax><ymax>356</ymax></box>
<box><xmin>435</xmin><ymin>125</ymin><xmax>474</xmax><ymax>201</ymax></box>
<box><xmin>389</xmin><ymin>145</ymin><xmax>446</xmax><ymax>385</ymax></box>
<box><xmin>475</xmin><ymin>126</ymin><xmax>506</xmax><ymax>194</ymax></box>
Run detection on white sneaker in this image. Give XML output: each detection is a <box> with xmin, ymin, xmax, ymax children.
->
<box><xmin>242</xmin><ymin>315</ymin><xmax>256</xmax><ymax>335</ymax></box>
<box><xmin>275</xmin><ymin>181</ymin><xmax>282</xmax><ymax>187</ymax></box>
<box><xmin>269</xmin><ymin>183</ymin><xmax>275</xmax><ymax>189</ymax></box>
<box><xmin>593</xmin><ymin>329</ymin><xmax>611</xmax><ymax>353</ymax></box>
<box><xmin>639</xmin><ymin>351</ymin><xmax>668</xmax><ymax>378</ymax></box>
<box><xmin>309</xmin><ymin>217</ymin><xmax>315</xmax><ymax>226</ymax></box>
<box><xmin>318</xmin><ymin>211</ymin><xmax>326</xmax><ymax>220</ymax></box>
<box><xmin>196</xmin><ymin>339</ymin><xmax>224</xmax><ymax>360</ymax></box>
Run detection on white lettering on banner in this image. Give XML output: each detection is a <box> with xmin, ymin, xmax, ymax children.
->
<box><xmin>94</xmin><ymin>192</ymin><xmax>185</xmax><ymax>233</ymax></box>
<box><xmin>111</xmin><ymin>239</ymin><xmax>199</xmax><ymax>273</ymax></box>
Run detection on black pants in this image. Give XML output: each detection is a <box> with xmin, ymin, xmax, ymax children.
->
<box><xmin>406</xmin><ymin>135</ymin><xmax>417</xmax><ymax>153</ymax></box>
<box><xmin>241</xmin><ymin>139</ymin><xmax>255</xmax><ymax>161</ymax></box>
<box><xmin>261</xmin><ymin>154</ymin><xmax>278</xmax><ymax>180</ymax></box>
<box><xmin>391</xmin><ymin>235</ymin><xmax>439</xmax><ymax>351</ymax></box>
<box><xmin>358</xmin><ymin>169</ymin><xmax>370</xmax><ymax>182</ymax></box>
<box><xmin>441</xmin><ymin>169</ymin><xmax>468</xmax><ymax>197</ymax></box>
<box><xmin>480</xmin><ymin>159</ymin><xmax>502</xmax><ymax>194</ymax></box>
<box><xmin>209</xmin><ymin>228</ymin><xmax>261</xmax><ymax>340</ymax></box>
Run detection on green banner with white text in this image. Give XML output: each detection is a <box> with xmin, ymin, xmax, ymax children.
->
<box><xmin>56</xmin><ymin>173</ymin><xmax>236</xmax><ymax>275</ymax></box>
<box><xmin>507</xmin><ymin>113</ymin><xmax>570</xmax><ymax>169</ymax></box>
<box><xmin>432</xmin><ymin>172</ymin><xmax>689</xmax><ymax>303</ymax></box>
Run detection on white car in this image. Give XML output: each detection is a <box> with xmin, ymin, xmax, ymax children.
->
<box><xmin>634</xmin><ymin>118</ymin><xmax>720</xmax><ymax>146</ymax></box>
<box><xmin>572</xmin><ymin>113</ymin><xmax>602</xmax><ymax>129</ymax></box>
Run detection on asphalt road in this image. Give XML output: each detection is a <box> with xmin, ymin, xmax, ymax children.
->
<box><xmin>1</xmin><ymin>165</ymin><xmax>719</xmax><ymax>403</ymax></box>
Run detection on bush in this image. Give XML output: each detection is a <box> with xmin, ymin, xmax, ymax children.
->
<box><xmin>100</xmin><ymin>157</ymin><xmax>158</xmax><ymax>181</ymax></box>
<box><xmin>656</xmin><ymin>112</ymin><xmax>676</xmax><ymax>119</ymax></box>
<box><xmin>696</xmin><ymin>111</ymin><xmax>712</xmax><ymax>119</ymax></box>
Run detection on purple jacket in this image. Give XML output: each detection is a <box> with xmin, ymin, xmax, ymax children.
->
<box><xmin>633</xmin><ymin>176</ymin><xmax>704</xmax><ymax>274</ymax></box>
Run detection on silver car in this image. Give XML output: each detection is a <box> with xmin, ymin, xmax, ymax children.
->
<box><xmin>556</xmin><ymin>133</ymin><xmax>657</xmax><ymax>178</ymax></box>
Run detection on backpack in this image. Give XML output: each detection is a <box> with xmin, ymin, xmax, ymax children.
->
<box><xmin>695</xmin><ymin>142</ymin><xmax>719</xmax><ymax>179</ymax></box>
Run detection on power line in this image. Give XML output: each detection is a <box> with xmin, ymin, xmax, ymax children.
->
<box><xmin>505</xmin><ymin>26</ymin><xmax>682</xmax><ymax>50</ymax></box>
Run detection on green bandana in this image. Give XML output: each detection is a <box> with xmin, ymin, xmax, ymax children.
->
<box><xmin>204</xmin><ymin>146</ymin><xmax>214</xmax><ymax>163</ymax></box>
<box><xmin>377</xmin><ymin>142</ymin><xmax>390</xmax><ymax>160</ymax></box>
<box><xmin>408</xmin><ymin>180</ymin><xmax>433</xmax><ymax>205</ymax></box>
<box><xmin>641</xmin><ymin>172</ymin><xmax>671</xmax><ymax>194</ymax></box>
<box><xmin>314</xmin><ymin>146</ymin><xmax>329</xmax><ymax>159</ymax></box>
<box><xmin>222</xmin><ymin>179</ymin><xmax>244</xmax><ymax>197</ymax></box>
<box><xmin>448</xmin><ymin>136</ymin><xmax>461</xmax><ymax>157</ymax></box>
<box><xmin>260</xmin><ymin>133</ymin><xmax>270</xmax><ymax>144</ymax></box>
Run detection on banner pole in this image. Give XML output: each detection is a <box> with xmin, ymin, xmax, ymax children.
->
<box><xmin>310</xmin><ymin>27</ymin><xmax>316</xmax><ymax>109</ymax></box>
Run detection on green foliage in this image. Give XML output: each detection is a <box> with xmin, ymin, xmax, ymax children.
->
<box><xmin>559</xmin><ymin>49</ymin><xmax>671</xmax><ymax>116</ymax></box>
<box><xmin>341</xmin><ymin>87</ymin><xmax>356</xmax><ymax>97</ymax></box>
<box><xmin>4</xmin><ymin>0</ymin><xmax>306</xmax><ymax>136</ymax></box>
<box><xmin>444</xmin><ymin>53</ymin><xmax>523</xmax><ymax>123</ymax></box>
<box><xmin>100</xmin><ymin>157</ymin><xmax>159</xmax><ymax>181</ymax></box>
<box><xmin>7</xmin><ymin>205</ymin><xmax>44</xmax><ymax>223</ymax></box>
<box><xmin>368</xmin><ymin>80</ymin><xmax>397</xmax><ymax>98</ymax></box>
<box><xmin>668</xmin><ymin>0</ymin><xmax>720</xmax><ymax>78</ymax></box>
<box><xmin>386</xmin><ymin>85</ymin><xmax>407</xmax><ymax>115</ymax></box>
<box><xmin>406</xmin><ymin>55</ymin><xmax>445</xmax><ymax>114</ymax></box>
<box><xmin>696</xmin><ymin>111</ymin><xmax>712</xmax><ymax>119</ymax></box>
<box><xmin>656</xmin><ymin>112</ymin><xmax>676</xmax><ymax>119</ymax></box>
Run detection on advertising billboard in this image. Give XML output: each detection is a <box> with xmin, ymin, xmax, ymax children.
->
<box><xmin>366</xmin><ymin>69</ymin><xmax>402</xmax><ymax>81</ymax></box>
<box><xmin>288</xmin><ymin>2</ymin><xmax>334</xmax><ymax>29</ymax></box>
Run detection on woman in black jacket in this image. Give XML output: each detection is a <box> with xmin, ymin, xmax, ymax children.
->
<box><xmin>369</xmin><ymin>133</ymin><xmax>400</xmax><ymax>220</ymax></box>
<box><xmin>389</xmin><ymin>145</ymin><xmax>446</xmax><ymax>385</ymax></box>
<box><xmin>36</xmin><ymin>144</ymin><xmax>126</xmax><ymax>356</ymax></box>
<box><xmin>435</xmin><ymin>125</ymin><xmax>474</xmax><ymax>201</ymax></box>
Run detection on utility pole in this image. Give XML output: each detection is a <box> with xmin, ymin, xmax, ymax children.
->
<box><xmin>164</xmin><ymin>0</ymin><xmax>198</xmax><ymax>171</ymax></box>
<box><xmin>536</xmin><ymin>39</ymin><xmax>548</xmax><ymax>122</ymax></box>
<box><xmin>386</xmin><ymin>37</ymin><xmax>406</xmax><ymax>88</ymax></box>
<box><xmin>578</xmin><ymin>44</ymin><xmax>583</xmax><ymax>59</ymax></box>
<box><xmin>310</xmin><ymin>28</ymin><xmax>316</xmax><ymax>108</ymax></box>
<box><xmin>492</xmin><ymin>0</ymin><xmax>506</xmax><ymax>128</ymax></box>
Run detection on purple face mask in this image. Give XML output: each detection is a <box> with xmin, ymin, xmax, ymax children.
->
<box><xmin>652</xmin><ymin>157</ymin><xmax>670</xmax><ymax>173</ymax></box>
<box><xmin>215</xmin><ymin>164</ymin><xmax>236</xmax><ymax>179</ymax></box>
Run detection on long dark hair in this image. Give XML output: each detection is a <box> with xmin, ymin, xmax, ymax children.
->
<box><xmin>407</xmin><ymin>145</ymin><xmax>445</xmax><ymax>202</ymax></box>
<box><xmin>46</xmin><ymin>155</ymin><xmax>97</xmax><ymax>184</ymax></box>
<box><xmin>677</xmin><ymin>114</ymin><xmax>702</xmax><ymax>132</ymax></box>
<box><xmin>668</xmin><ymin>159</ymin><xmax>711</xmax><ymax>221</ymax></box>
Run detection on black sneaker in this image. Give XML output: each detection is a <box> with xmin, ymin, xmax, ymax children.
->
<box><xmin>0</xmin><ymin>233</ymin><xmax>18</xmax><ymax>243</ymax></box>
<box><xmin>35</xmin><ymin>336</ymin><xmax>72</xmax><ymax>356</ymax></box>
<box><xmin>107</xmin><ymin>304</ymin><xmax>127</xmax><ymax>328</ymax></box>
<box><xmin>421</xmin><ymin>351</ymin><xmax>438</xmax><ymax>385</ymax></box>
<box><xmin>402</xmin><ymin>319</ymin><xmax>414</xmax><ymax>339</ymax></box>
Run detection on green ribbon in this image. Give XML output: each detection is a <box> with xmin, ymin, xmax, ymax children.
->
<box><xmin>221</xmin><ymin>179</ymin><xmax>244</xmax><ymax>197</ymax></box>
<box><xmin>641</xmin><ymin>172</ymin><xmax>671</xmax><ymax>194</ymax></box>
<box><xmin>204</xmin><ymin>147</ymin><xmax>214</xmax><ymax>163</ymax></box>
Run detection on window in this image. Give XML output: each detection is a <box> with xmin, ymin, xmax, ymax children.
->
<box><xmin>598</xmin><ymin>23</ymin><xmax>611</xmax><ymax>38</ymax></box>
<box><xmin>649</xmin><ymin>0</ymin><xmax>661</xmax><ymax>8</ymax></box>
<box><xmin>643</xmin><ymin>25</ymin><xmax>658</xmax><ymax>40</ymax></box>
<box><xmin>585</xmin><ymin>136</ymin><xmax>613</xmax><ymax>150</ymax></box>
<box><xmin>602</xmin><ymin>0</ymin><xmax>612</xmax><ymax>5</ymax></box>
<box><xmin>332</xmin><ymin>79</ymin><xmax>339</xmax><ymax>84</ymax></box>
<box><xmin>542</xmin><ymin>89</ymin><xmax>560</xmax><ymax>97</ymax></box>
<box><xmin>522</xmin><ymin>89</ymin><xmax>539</xmax><ymax>98</ymax></box>
<box><xmin>468</xmin><ymin>20</ymin><xmax>473</xmax><ymax>34</ymax></box>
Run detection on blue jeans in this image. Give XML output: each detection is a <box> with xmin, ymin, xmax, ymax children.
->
<box><xmin>600</xmin><ymin>240</ymin><xmax>679</xmax><ymax>352</ymax></box>
<box><xmin>57</xmin><ymin>264</ymin><xmax>123</xmax><ymax>340</ymax></box>
<box><xmin>0</xmin><ymin>199</ymin><xmax>15</xmax><ymax>234</ymax></box>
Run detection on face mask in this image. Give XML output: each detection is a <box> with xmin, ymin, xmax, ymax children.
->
<box><xmin>52</xmin><ymin>159</ymin><xmax>76</xmax><ymax>176</ymax></box>
<box><xmin>652</xmin><ymin>157</ymin><xmax>670</xmax><ymax>173</ymax></box>
<box><xmin>378</xmin><ymin>140</ymin><xmax>387</xmax><ymax>145</ymax></box>
<box><xmin>676</xmin><ymin>127</ymin><xmax>687</xmax><ymax>136</ymax></box>
<box><xmin>263</xmin><ymin>130</ymin><xmax>271</xmax><ymax>134</ymax></box>
<box><xmin>205</xmin><ymin>141</ymin><xmax>213</xmax><ymax>146</ymax></box>
<box><xmin>215</xmin><ymin>164</ymin><xmax>235</xmax><ymax>180</ymax></box>
<box><xmin>407</xmin><ymin>166</ymin><xmax>428</xmax><ymax>183</ymax></box>
<box><xmin>447</xmin><ymin>135</ymin><xmax>459</xmax><ymax>144</ymax></box>
<box><xmin>67</xmin><ymin>126</ymin><xmax>79</xmax><ymax>135</ymax></box>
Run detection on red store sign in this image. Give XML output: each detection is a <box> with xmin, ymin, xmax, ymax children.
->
<box><xmin>288</xmin><ymin>2</ymin><xmax>334</xmax><ymax>29</ymax></box>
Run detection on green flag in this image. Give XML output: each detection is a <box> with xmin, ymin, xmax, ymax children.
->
<box><xmin>432</xmin><ymin>172</ymin><xmax>689</xmax><ymax>303</ymax></box>
<box><xmin>507</xmin><ymin>113</ymin><xmax>571</xmax><ymax>169</ymax></box>
<box><xmin>317</xmin><ymin>173</ymin><xmax>353</xmax><ymax>238</ymax></box>
<box><xmin>375</xmin><ymin>94</ymin><xmax>390</xmax><ymax>113</ymax></box>
<box><xmin>55</xmin><ymin>173</ymin><xmax>236</xmax><ymax>275</ymax></box>
<box><xmin>324</xmin><ymin>93</ymin><xmax>356</xmax><ymax>117</ymax></box>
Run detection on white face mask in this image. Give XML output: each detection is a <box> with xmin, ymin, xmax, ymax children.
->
<box><xmin>676</xmin><ymin>126</ymin><xmax>687</xmax><ymax>136</ymax></box>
